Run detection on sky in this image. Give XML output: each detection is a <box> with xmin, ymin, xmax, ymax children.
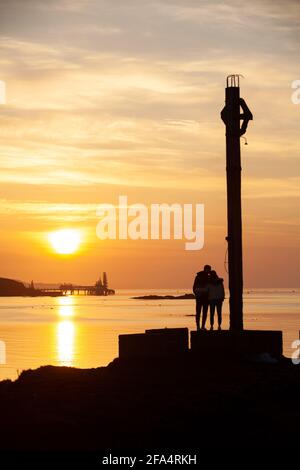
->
<box><xmin>0</xmin><ymin>0</ymin><xmax>299</xmax><ymax>288</ymax></box>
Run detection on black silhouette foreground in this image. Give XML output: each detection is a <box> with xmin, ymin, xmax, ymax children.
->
<box><xmin>0</xmin><ymin>355</ymin><xmax>299</xmax><ymax>456</ymax></box>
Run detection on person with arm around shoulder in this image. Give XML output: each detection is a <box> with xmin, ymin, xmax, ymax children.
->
<box><xmin>208</xmin><ymin>270</ymin><xmax>225</xmax><ymax>331</ymax></box>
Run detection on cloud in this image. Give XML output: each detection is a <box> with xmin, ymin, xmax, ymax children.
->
<box><xmin>0</xmin><ymin>0</ymin><xmax>299</xmax><ymax>285</ymax></box>
<box><xmin>0</xmin><ymin>199</ymin><xmax>97</xmax><ymax>221</ymax></box>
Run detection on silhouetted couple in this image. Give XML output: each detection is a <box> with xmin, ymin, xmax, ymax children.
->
<box><xmin>193</xmin><ymin>265</ymin><xmax>225</xmax><ymax>331</ymax></box>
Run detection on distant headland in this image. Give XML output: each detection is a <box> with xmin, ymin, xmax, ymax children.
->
<box><xmin>0</xmin><ymin>272</ymin><xmax>115</xmax><ymax>297</ymax></box>
<box><xmin>0</xmin><ymin>277</ymin><xmax>60</xmax><ymax>297</ymax></box>
<box><xmin>132</xmin><ymin>293</ymin><xmax>195</xmax><ymax>300</ymax></box>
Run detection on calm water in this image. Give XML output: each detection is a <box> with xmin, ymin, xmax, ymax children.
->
<box><xmin>0</xmin><ymin>289</ymin><xmax>299</xmax><ymax>381</ymax></box>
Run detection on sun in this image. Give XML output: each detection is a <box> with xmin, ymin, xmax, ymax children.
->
<box><xmin>48</xmin><ymin>229</ymin><xmax>81</xmax><ymax>255</ymax></box>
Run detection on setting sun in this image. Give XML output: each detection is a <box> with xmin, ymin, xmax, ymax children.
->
<box><xmin>48</xmin><ymin>229</ymin><xmax>81</xmax><ymax>255</ymax></box>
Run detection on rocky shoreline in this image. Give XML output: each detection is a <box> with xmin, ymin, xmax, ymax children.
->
<box><xmin>0</xmin><ymin>353</ymin><xmax>299</xmax><ymax>453</ymax></box>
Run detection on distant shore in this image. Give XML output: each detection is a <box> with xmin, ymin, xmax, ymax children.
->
<box><xmin>0</xmin><ymin>277</ymin><xmax>62</xmax><ymax>297</ymax></box>
<box><xmin>132</xmin><ymin>293</ymin><xmax>195</xmax><ymax>300</ymax></box>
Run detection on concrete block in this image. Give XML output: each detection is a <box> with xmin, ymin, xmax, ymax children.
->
<box><xmin>190</xmin><ymin>329</ymin><xmax>283</xmax><ymax>359</ymax></box>
<box><xmin>234</xmin><ymin>330</ymin><xmax>283</xmax><ymax>358</ymax></box>
<box><xmin>191</xmin><ymin>330</ymin><xmax>235</xmax><ymax>355</ymax></box>
<box><xmin>119</xmin><ymin>328</ymin><xmax>188</xmax><ymax>359</ymax></box>
<box><xmin>145</xmin><ymin>327</ymin><xmax>189</xmax><ymax>351</ymax></box>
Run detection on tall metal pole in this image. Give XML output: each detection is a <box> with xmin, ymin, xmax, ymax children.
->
<box><xmin>221</xmin><ymin>75</ymin><xmax>253</xmax><ymax>331</ymax></box>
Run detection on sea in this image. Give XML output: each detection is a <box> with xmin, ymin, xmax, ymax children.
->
<box><xmin>0</xmin><ymin>288</ymin><xmax>299</xmax><ymax>381</ymax></box>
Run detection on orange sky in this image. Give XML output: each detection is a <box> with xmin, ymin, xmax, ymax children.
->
<box><xmin>0</xmin><ymin>0</ymin><xmax>299</xmax><ymax>288</ymax></box>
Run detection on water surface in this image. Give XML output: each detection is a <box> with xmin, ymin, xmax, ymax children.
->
<box><xmin>0</xmin><ymin>288</ymin><xmax>299</xmax><ymax>380</ymax></box>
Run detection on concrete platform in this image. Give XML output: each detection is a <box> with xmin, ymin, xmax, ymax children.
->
<box><xmin>190</xmin><ymin>330</ymin><xmax>235</xmax><ymax>355</ymax></box>
<box><xmin>190</xmin><ymin>329</ymin><xmax>283</xmax><ymax>359</ymax></box>
<box><xmin>119</xmin><ymin>328</ymin><xmax>189</xmax><ymax>359</ymax></box>
<box><xmin>119</xmin><ymin>328</ymin><xmax>283</xmax><ymax>360</ymax></box>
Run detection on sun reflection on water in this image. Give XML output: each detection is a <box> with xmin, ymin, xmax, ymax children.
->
<box><xmin>58</xmin><ymin>295</ymin><xmax>74</xmax><ymax>317</ymax></box>
<box><xmin>57</xmin><ymin>320</ymin><xmax>75</xmax><ymax>366</ymax></box>
<box><xmin>56</xmin><ymin>296</ymin><xmax>76</xmax><ymax>366</ymax></box>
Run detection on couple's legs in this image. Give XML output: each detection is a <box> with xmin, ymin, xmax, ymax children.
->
<box><xmin>196</xmin><ymin>301</ymin><xmax>201</xmax><ymax>330</ymax></box>
<box><xmin>217</xmin><ymin>301</ymin><xmax>222</xmax><ymax>327</ymax></box>
<box><xmin>210</xmin><ymin>301</ymin><xmax>223</xmax><ymax>328</ymax></box>
<box><xmin>202</xmin><ymin>303</ymin><xmax>208</xmax><ymax>329</ymax></box>
<box><xmin>210</xmin><ymin>302</ymin><xmax>216</xmax><ymax>328</ymax></box>
<box><xmin>196</xmin><ymin>300</ymin><xmax>209</xmax><ymax>330</ymax></box>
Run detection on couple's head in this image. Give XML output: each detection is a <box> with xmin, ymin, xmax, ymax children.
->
<box><xmin>203</xmin><ymin>265</ymin><xmax>219</xmax><ymax>281</ymax></box>
<box><xmin>204</xmin><ymin>264</ymin><xmax>211</xmax><ymax>273</ymax></box>
<box><xmin>210</xmin><ymin>270</ymin><xmax>219</xmax><ymax>281</ymax></box>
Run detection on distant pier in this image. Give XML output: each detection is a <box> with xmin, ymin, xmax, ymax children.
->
<box><xmin>58</xmin><ymin>272</ymin><xmax>115</xmax><ymax>296</ymax></box>
<box><xmin>57</xmin><ymin>284</ymin><xmax>115</xmax><ymax>296</ymax></box>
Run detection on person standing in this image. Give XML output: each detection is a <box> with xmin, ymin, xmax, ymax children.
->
<box><xmin>208</xmin><ymin>270</ymin><xmax>225</xmax><ymax>331</ymax></box>
<box><xmin>193</xmin><ymin>265</ymin><xmax>211</xmax><ymax>330</ymax></box>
